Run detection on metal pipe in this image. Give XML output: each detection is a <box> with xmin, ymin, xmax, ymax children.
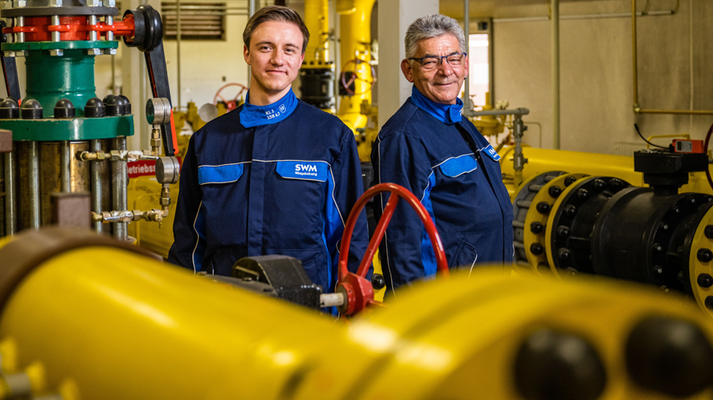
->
<box><xmin>632</xmin><ymin>0</ymin><xmax>638</xmax><ymax>109</ymax></box>
<box><xmin>51</xmin><ymin>15</ymin><xmax>60</xmax><ymax>42</ymax></box>
<box><xmin>111</xmin><ymin>137</ymin><xmax>127</xmax><ymax>240</ymax></box>
<box><xmin>16</xmin><ymin>17</ymin><xmax>24</xmax><ymax>43</ymax></box>
<box><xmin>552</xmin><ymin>0</ymin><xmax>560</xmax><ymax>150</ymax></box>
<box><xmin>176</xmin><ymin>0</ymin><xmax>182</xmax><ymax>110</ymax></box>
<box><xmin>90</xmin><ymin>139</ymin><xmax>103</xmax><ymax>233</ymax></box>
<box><xmin>513</xmin><ymin>116</ymin><xmax>528</xmax><ymax>187</ymax></box>
<box><xmin>88</xmin><ymin>15</ymin><xmax>97</xmax><ymax>41</ymax></box>
<box><xmin>28</xmin><ymin>142</ymin><xmax>39</xmax><ymax>229</ymax></box>
<box><xmin>106</xmin><ymin>15</ymin><xmax>114</xmax><ymax>42</ymax></box>
<box><xmin>493</xmin><ymin>10</ymin><xmax>673</xmax><ymax>23</ymax></box>
<box><xmin>5</xmin><ymin>152</ymin><xmax>15</xmax><ymax>235</ymax></box>
<box><xmin>468</xmin><ymin>107</ymin><xmax>530</xmax><ymax>117</ymax></box>
<box><xmin>637</xmin><ymin>109</ymin><xmax>713</xmax><ymax>115</ymax></box>
<box><xmin>463</xmin><ymin>0</ymin><xmax>469</xmax><ymax>106</ymax></box>
<box><xmin>247</xmin><ymin>0</ymin><xmax>257</xmax><ymax>86</ymax></box>
<box><xmin>59</xmin><ymin>141</ymin><xmax>70</xmax><ymax>193</ymax></box>
<box><xmin>488</xmin><ymin>17</ymin><xmax>494</xmax><ymax>107</ymax></box>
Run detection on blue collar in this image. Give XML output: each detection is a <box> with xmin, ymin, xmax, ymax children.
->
<box><xmin>410</xmin><ymin>86</ymin><xmax>463</xmax><ymax>124</ymax></box>
<box><xmin>240</xmin><ymin>89</ymin><xmax>298</xmax><ymax>128</ymax></box>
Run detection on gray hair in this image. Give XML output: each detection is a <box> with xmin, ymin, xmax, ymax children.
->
<box><xmin>404</xmin><ymin>14</ymin><xmax>466</xmax><ymax>59</ymax></box>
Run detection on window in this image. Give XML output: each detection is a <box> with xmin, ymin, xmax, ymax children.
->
<box><xmin>468</xmin><ymin>33</ymin><xmax>489</xmax><ymax>107</ymax></box>
<box><xmin>161</xmin><ymin>2</ymin><xmax>226</xmax><ymax>41</ymax></box>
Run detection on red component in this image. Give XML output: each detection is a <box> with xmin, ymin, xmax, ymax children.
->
<box><xmin>2</xmin><ymin>14</ymin><xmax>135</xmax><ymax>42</ymax></box>
<box><xmin>336</xmin><ymin>182</ymin><xmax>449</xmax><ymax>316</ymax></box>
<box><xmin>213</xmin><ymin>83</ymin><xmax>248</xmax><ymax>111</ymax></box>
<box><xmin>673</xmin><ymin>139</ymin><xmax>705</xmax><ymax>154</ymax></box>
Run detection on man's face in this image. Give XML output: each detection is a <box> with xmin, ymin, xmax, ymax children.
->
<box><xmin>401</xmin><ymin>34</ymin><xmax>468</xmax><ymax>105</ymax></box>
<box><xmin>244</xmin><ymin>20</ymin><xmax>305</xmax><ymax>103</ymax></box>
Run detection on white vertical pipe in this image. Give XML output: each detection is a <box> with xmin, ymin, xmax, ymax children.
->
<box><xmin>463</xmin><ymin>0</ymin><xmax>469</xmax><ymax>106</ymax></box>
<box><xmin>552</xmin><ymin>0</ymin><xmax>560</xmax><ymax>149</ymax></box>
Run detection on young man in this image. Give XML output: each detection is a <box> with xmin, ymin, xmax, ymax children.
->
<box><xmin>169</xmin><ymin>6</ymin><xmax>369</xmax><ymax>296</ymax></box>
<box><xmin>372</xmin><ymin>14</ymin><xmax>514</xmax><ymax>294</ymax></box>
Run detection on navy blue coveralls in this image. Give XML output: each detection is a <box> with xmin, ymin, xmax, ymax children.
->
<box><xmin>371</xmin><ymin>87</ymin><xmax>514</xmax><ymax>293</ymax></box>
<box><xmin>168</xmin><ymin>89</ymin><xmax>369</xmax><ymax>294</ymax></box>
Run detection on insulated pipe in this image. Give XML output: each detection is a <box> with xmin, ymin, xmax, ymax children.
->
<box><xmin>551</xmin><ymin>0</ymin><xmax>560</xmax><ymax>150</ymax></box>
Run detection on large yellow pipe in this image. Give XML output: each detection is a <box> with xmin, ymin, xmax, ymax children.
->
<box><xmin>2</xmin><ymin>228</ymin><xmax>713</xmax><ymax>399</ymax></box>
<box><xmin>499</xmin><ymin>146</ymin><xmax>713</xmax><ymax>197</ymax></box>
<box><xmin>303</xmin><ymin>0</ymin><xmax>330</xmax><ymax>65</ymax></box>
<box><xmin>336</xmin><ymin>0</ymin><xmax>375</xmax><ymax>132</ymax></box>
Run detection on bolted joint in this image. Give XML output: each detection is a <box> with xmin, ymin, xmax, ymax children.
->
<box><xmin>49</xmin><ymin>0</ymin><xmax>62</xmax><ymax>5</ymax></box>
<box><xmin>86</xmin><ymin>0</ymin><xmax>102</xmax><ymax>6</ymax></box>
<box><xmin>105</xmin><ymin>0</ymin><xmax>115</xmax><ymax>5</ymax></box>
<box><xmin>17</xmin><ymin>0</ymin><xmax>26</xmax><ymax>7</ymax></box>
<box><xmin>87</xmin><ymin>48</ymin><xmax>102</xmax><ymax>56</ymax></box>
<box><xmin>49</xmin><ymin>49</ymin><xmax>63</xmax><ymax>57</ymax></box>
<box><xmin>110</xmin><ymin>150</ymin><xmax>128</xmax><ymax>161</ymax></box>
<box><xmin>104</xmin><ymin>48</ymin><xmax>117</xmax><ymax>55</ymax></box>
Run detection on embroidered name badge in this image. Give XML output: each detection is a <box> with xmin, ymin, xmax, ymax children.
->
<box><xmin>276</xmin><ymin>161</ymin><xmax>328</xmax><ymax>182</ymax></box>
<box><xmin>483</xmin><ymin>145</ymin><xmax>501</xmax><ymax>161</ymax></box>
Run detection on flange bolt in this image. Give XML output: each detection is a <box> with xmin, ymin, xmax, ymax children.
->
<box><xmin>697</xmin><ymin>274</ymin><xmax>713</xmax><ymax>288</ymax></box>
<box><xmin>704</xmin><ymin>225</ymin><xmax>713</xmax><ymax>239</ymax></box>
<box><xmin>536</xmin><ymin>202</ymin><xmax>550</xmax><ymax>215</ymax></box>
<box><xmin>530</xmin><ymin>221</ymin><xmax>544</xmax><ymax>234</ymax></box>
<box><xmin>53</xmin><ymin>98</ymin><xmax>75</xmax><ymax>119</ymax></box>
<box><xmin>697</xmin><ymin>249</ymin><xmax>713</xmax><ymax>263</ymax></box>
<box><xmin>548</xmin><ymin>185</ymin><xmax>562</xmax><ymax>198</ymax></box>
<box><xmin>530</xmin><ymin>243</ymin><xmax>544</xmax><ymax>256</ymax></box>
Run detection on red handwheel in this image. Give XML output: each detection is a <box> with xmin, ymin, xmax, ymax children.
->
<box><xmin>213</xmin><ymin>83</ymin><xmax>248</xmax><ymax>111</ymax></box>
<box><xmin>336</xmin><ymin>183</ymin><xmax>449</xmax><ymax>316</ymax></box>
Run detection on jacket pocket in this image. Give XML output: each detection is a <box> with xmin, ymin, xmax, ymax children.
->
<box><xmin>452</xmin><ymin>239</ymin><xmax>478</xmax><ymax>271</ymax></box>
<box><xmin>439</xmin><ymin>154</ymin><xmax>477</xmax><ymax>178</ymax></box>
<box><xmin>276</xmin><ymin>161</ymin><xmax>328</xmax><ymax>182</ymax></box>
<box><xmin>198</xmin><ymin>163</ymin><xmax>244</xmax><ymax>185</ymax></box>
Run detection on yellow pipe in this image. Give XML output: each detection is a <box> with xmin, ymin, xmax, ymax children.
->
<box><xmin>2</xmin><ymin>228</ymin><xmax>713</xmax><ymax>399</ymax></box>
<box><xmin>499</xmin><ymin>146</ymin><xmax>713</xmax><ymax>198</ymax></box>
<box><xmin>303</xmin><ymin>0</ymin><xmax>330</xmax><ymax>65</ymax></box>
<box><xmin>336</xmin><ymin>0</ymin><xmax>374</xmax><ymax>132</ymax></box>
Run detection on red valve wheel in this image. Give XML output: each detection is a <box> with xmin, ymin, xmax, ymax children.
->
<box><xmin>213</xmin><ymin>83</ymin><xmax>248</xmax><ymax>111</ymax></box>
<box><xmin>336</xmin><ymin>183</ymin><xmax>448</xmax><ymax>316</ymax></box>
<box><xmin>339</xmin><ymin>58</ymin><xmax>376</xmax><ymax>96</ymax></box>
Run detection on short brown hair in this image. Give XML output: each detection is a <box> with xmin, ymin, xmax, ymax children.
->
<box><xmin>242</xmin><ymin>6</ymin><xmax>310</xmax><ymax>54</ymax></box>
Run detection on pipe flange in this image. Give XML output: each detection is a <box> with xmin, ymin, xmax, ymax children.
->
<box><xmin>0</xmin><ymin>227</ymin><xmax>157</xmax><ymax>312</ymax></box>
<box><xmin>547</xmin><ymin>177</ymin><xmax>631</xmax><ymax>276</ymax></box>
<box><xmin>687</xmin><ymin>201</ymin><xmax>713</xmax><ymax>320</ymax></box>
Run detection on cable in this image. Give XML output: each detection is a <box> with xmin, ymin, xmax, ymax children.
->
<box><xmin>634</xmin><ymin>123</ymin><xmax>668</xmax><ymax>149</ymax></box>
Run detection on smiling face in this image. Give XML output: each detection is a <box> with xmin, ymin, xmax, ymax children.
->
<box><xmin>401</xmin><ymin>33</ymin><xmax>469</xmax><ymax>105</ymax></box>
<box><xmin>244</xmin><ymin>20</ymin><xmax>305</xmax><ymax>106</ymax></box>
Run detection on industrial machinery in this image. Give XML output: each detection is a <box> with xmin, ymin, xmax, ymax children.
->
<box><xmin>0</xmin><ymin>0</ymin><xmax>179</xmax><ymax>240</ymax></box>
<box><xmin>1</xmin><ymin>226</ymin><xmax>713</xmax><ymax>399</ymax></box>
<box><xmin>509</xmin><ymin>143</ymin><xmax>713</xmax><ymax>320</ymax></box>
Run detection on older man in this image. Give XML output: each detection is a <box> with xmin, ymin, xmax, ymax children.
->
<box><xmin>371</xmin><ymin>14</ymin><xmax>513</xmax><ymax>293</ymax></box>
<box><xmin>169</xmin><ymin>6</ymin><xmax>368</xmax><ymax>298</ymax></box>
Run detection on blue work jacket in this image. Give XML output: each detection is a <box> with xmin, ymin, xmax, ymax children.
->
<box><xmin>371</xmin><ymin>95</ymin><xmax>514</xmax><ymax>293</ymax></box>
<box><xmin>168</xmin><ymin>93</ymin><xmax>369</xmax><ymax>293</ymax></box>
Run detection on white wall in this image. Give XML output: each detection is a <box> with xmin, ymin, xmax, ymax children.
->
<box><xmin>489</xmin><ymin>0</ymin><xmax>713</xmax><ymax>155</ymax></box>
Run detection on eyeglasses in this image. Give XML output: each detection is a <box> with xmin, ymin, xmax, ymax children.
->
<box><xmin>408</xmin><ymin>52</ymin><xmax>467</xmax><ymax>71</ymax></box>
